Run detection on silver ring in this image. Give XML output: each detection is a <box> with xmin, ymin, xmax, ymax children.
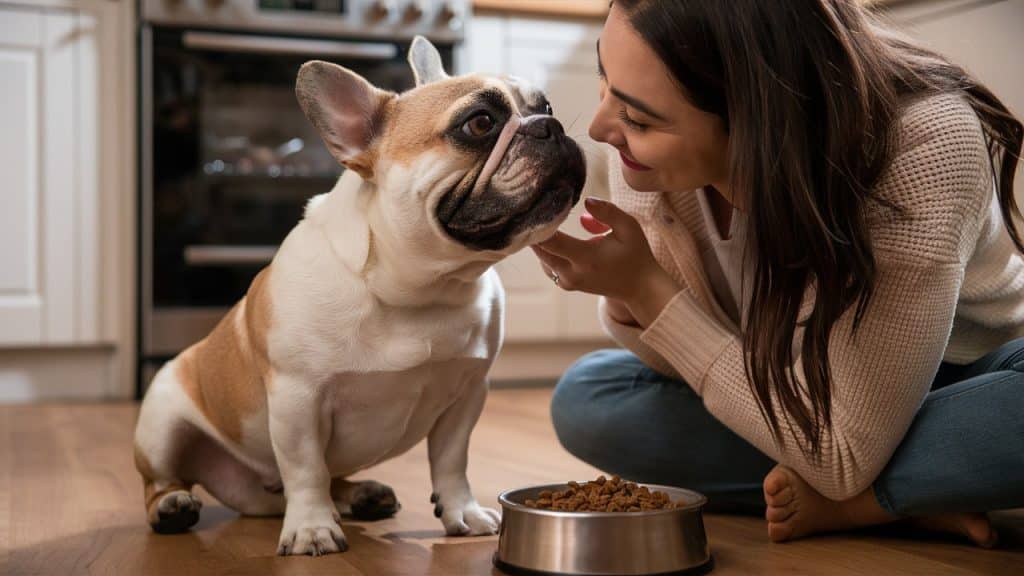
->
<box><xmin>550</xmin><ymin>272</ymin><xmax>560</xmax><ymax>286</ymax></box>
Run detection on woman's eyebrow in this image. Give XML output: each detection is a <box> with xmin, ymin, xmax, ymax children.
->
<box><xmin>597</xmin><ymin>39</ymin><xmax>670</xmax><ymax>122</ymax></box>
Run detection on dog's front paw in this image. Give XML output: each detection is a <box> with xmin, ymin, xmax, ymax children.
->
<box><xmin>436</xmin><ymin>497</ymin><xmax>501</xmax><ymax>536</ymax></box>
<box><xmin>277</xmin><ymin>505</ymin><xmax>348</xmax><ymax>556</ymax></box>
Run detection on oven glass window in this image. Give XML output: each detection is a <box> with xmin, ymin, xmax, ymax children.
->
<box><xmin>150</xmin><ymin>29</ymin><xmax>450</xmax><ymax>307</ymax></box>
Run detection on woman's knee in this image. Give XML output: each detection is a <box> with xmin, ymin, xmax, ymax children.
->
<box><xmin>550</xmin><ymin>349</ymin><xmax>646</xmax><ymax>457</ymax></box>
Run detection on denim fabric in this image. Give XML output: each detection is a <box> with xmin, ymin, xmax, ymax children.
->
<box><xmin>550</xmin><ymin>341</ymin><xmax>1024</xmax><ymax>515</ymax></box>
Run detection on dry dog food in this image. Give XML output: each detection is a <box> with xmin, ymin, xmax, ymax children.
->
<box><xmin>524</xmin><ymin>475</ymin><xmax>687</xmax><ymax>512</ymax></box>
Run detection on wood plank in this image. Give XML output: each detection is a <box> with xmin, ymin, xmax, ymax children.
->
<box><xmin>1</xmin><ymin>390</ymin><xmax>1022</xmax><ymax>575</ymax></box>
<box><xmin>473</xmin><ymin>0</ymin><xmax>609</xmax><ymax>19</ymax></box>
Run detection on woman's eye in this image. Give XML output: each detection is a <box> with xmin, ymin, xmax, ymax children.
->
<box><xmin>618</xmin><ymin>107</ymin><xmax>648</xmax><ymax>131</ymax></box>
<box><xmin>462</xmin><ymin>113</ymin><xmax>495</xmax><ymax>137</ymax></box>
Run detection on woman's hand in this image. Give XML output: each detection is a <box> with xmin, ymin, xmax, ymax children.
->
<box><xmin>605</xmin><ymin>297</ymin><xmax>641</xmax><ymax>327</ymax></box>
<box><xmin>531</xmin><ymin>197</ymin><xmax>682</xmax><ymax>328</ymax></box>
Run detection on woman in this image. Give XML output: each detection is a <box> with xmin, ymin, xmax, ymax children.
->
<box><xmin>534</xmin><ymin>0</ymin><xmax>1024</xmax><ymax>546</ymax></box>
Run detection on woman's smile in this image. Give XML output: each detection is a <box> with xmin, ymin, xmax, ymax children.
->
<box><xmin>618</xmin><ymin>149</ymin><xmax>652</xmax><ymax>171</ymax></box>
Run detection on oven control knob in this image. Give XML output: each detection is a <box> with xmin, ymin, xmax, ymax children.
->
<box><xmin>368</xmin><ymin>0</ymin><xmax>397</xmax><ymax>20</ymax></box>
<box><xmin>438</xmin><ymin>0</ymin><xmax>463</xmax><ymax>30</ymax></box>
<box><xmin>404</xmin><ymin>0</ymin><xmax>426</xmax><ymax>21</ymax></box>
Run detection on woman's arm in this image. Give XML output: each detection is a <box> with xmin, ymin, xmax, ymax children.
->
<box><xmin>643</xmin><ymin>260</ymin><xmax>965</xmax><ymax>500</ymax></box>
<box><xmin>598</xmin><ymin>297</ymin><xmax>682</xmax><ymax>379</ymax></box>
<box><xmin>636</xmin><ymin>103</ymin><xmax>994</xmax><ymax>499</ymax></box>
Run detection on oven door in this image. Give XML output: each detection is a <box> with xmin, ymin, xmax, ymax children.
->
<box><xmin>140</xmin><ymin>26</ymin><xmax>453</xmax><ymax>363</ymax></box>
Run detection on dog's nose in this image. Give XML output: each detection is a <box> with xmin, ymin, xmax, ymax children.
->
<box><xmin>517</xmin><ymin>115</ymin><xmax>564</xmax><ymax>140</ymax></box>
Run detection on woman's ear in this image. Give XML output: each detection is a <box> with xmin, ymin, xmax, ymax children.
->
<box><xmin>295</xmin><ymin>60</ymin><xmax>394</xmax><ymax>179</ymax></box>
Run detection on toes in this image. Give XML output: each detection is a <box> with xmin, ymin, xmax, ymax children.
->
<box><xmin>289</xmin><ymin>526</ymin><xmax>347</xmax><ymax>556</ymax></box>
<box><xmin>911</xmin><ymin>513</ymin><xmax>1000</xmax><ymax>548</ymax></box>
<box><xmin>765</xmin><ymin>485</ymin><xmax>794</xmax><ymax>507</ymax></box>
<box><xmin>766</xmin><ymin>505</ymin><xmax>796</xmax><ymax>523</ymax></box>
<box><xmin>483</xmin><ymin>507</ymin><xmax>502</xmax><ymax>525</ymax></box>
<box><xmin>277</xmin><ymin>535</ymin><xmax>294</xmax><ymax>556</ymax></box>
<box><xmin>768</xmin><ymin>520</ymin><xmax>794</xmax><ymax>542</ymax></box>
<box><xmin>464</xmin><ymin>506</ymin><xmax>501</xmax><ymax>535</ymax></box>
<box><xmin>278</xmin><ymin>508</ymin><xmax>348</xmax><ymax>556</ymax></box>
<box><xmin>444</xmin><ymin>518</ymin><xmax>471</xmax><ymax>536</ymax></box>
<box><xmin>151</xmin><ymin>491</ymin><xmax>202</xmax><ymax>534</ymax></box>
<box><xmin>981</xmin><ymin>529</ymin><xmax>999</xmax><ymax>549</ymax></box>
<box><xmin>351</xmin><ymin>481</ymin><xmax>401</xmax><ymax>521</ymax></box>
<box><xmin>964</xmin><ymin>514</ymin><xmax>998</xmax><ymax>548</ymax></box>
<box><xmin>763</xmin><ymin>466</ymin><xmax>791</xmax><ymax>496</ymax></box>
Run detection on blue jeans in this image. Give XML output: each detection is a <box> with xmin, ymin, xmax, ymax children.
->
<box><xmin>550</xmin><ymin>339</ymin><xmax>1024</xmax><ymax>516</ymax></box>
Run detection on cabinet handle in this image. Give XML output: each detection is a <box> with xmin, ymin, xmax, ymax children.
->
<box><xmin>183</xmin><ymin>245</ymin><xmax>278</xmax><ymax>266</ymax></box>
<box><xmin>182</xmin><ymin>31</ymin><xmax>398</xmax><ymax>60</ymax></box>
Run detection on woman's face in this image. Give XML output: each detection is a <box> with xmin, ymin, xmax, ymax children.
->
<box><xmin>589</xmin><ymin>5</ymin><xmax>730</xmax><ymax>196</ymax></box>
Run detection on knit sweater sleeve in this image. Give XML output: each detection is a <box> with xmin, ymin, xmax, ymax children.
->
<box><xmin>598</xmin><ymin>296</ymin><xmax>682</xmax><ymax>379</ymax></box>
<box><xmin>638</xmin><ymin>95</ymin><xmax>994</xmax><ymax>500</ymax></box>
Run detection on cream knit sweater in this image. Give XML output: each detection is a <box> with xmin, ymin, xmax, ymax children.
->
<box><xmin>598</xmin><ymin>93</ymin><xmax>1024</xmax><ymax>500</ymax></box>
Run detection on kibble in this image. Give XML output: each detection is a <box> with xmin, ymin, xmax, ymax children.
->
<box><xmin>523</xmin><ymin>475</ymin><xmax>687</xmax><ymax>512</ymax></box>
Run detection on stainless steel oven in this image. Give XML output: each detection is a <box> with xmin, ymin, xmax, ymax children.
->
<box><xmin>139</xmin><ymin>0</ymin><xmax>466</xmax><ymax>392</ymax></box>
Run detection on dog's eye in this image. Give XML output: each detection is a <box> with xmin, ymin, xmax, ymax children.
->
<box><xmin>462</xmin><ymin>113</ymin><xmax>495</xmax><ymax>137</ymax></box>
<box><xmin>543</xmin><ymin>100</ymin><xmax>553</xmax><ymax>116</ymax></box>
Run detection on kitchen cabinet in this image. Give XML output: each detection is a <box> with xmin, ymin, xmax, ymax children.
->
<box><xmin>0</xmin><ymin>0</ymin><xmax>135</xmax><ymax>400</ymax></box>
<box><xmin>0</xmin><ymin>5</ymin><xmax>92</xmax><ymax>345</ymax></box>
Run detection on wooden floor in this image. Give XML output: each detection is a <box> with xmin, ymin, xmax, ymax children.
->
<box><xmin>1</xmin><ymin>389</ymin><xmax>1022</xmax><ymax>575</ymax></box>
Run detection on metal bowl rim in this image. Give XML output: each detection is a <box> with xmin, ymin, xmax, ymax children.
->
<box><xmin>498</xmin><ymin>481</ymin><xmax>708</xmax><ymax>519</ymax></box>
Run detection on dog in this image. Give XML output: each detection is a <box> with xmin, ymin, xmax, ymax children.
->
<box><xmin>132</xmin><ymin>36</ymin><xmax>586</xmax><ymax>556</ymax></box>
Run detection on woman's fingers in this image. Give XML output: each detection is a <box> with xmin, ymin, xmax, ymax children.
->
<box><xmin>581</xmin><ymin>212</ymin><xmax>612</xmax><ymax>235</ymax></box>
<box><xmin>531</xmin><ymin>246</ymin><xmax>568</xmax><ymax>275</ymax></box>
<box><xmin>535</xmin><ymin>230</ymin><xmax>593</xmax><ymax>262</ymax></box>
<box><xmin>583</xmin><ymin>197</ymin><xmax>639</xmax><ymax>238</ymax></box>
<box><xmin>531</xmin><ymin>246</ymin><xmax>578</xmax><ymax>290</ymax></box>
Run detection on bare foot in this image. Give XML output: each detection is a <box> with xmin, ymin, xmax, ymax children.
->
<box><xmin>763</xmin><ymin>465</ymin><xmax>997</xmax><ymax>547</ymax></box>
<box><xmin>906</xmin><ymin>515</ymin><xmax>999</xmax><ymax>548</ymax></box>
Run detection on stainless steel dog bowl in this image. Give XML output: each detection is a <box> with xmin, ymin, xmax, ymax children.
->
<box><xmin>494</xmin><ymin>483</ymin><xmax>712</xmax><ymax>576</ymax></box>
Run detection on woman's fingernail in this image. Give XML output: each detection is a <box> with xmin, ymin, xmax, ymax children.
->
<box><xmin>584</xmin><ymin>196</ymin><xmax>605</xmax><ymax>207</ymax></box>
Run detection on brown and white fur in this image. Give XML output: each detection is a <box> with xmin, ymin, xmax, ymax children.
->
<box><xmin>132</xmin><ymin>37</ymin><xmax>586</xmax><ymax>556</ymax></box>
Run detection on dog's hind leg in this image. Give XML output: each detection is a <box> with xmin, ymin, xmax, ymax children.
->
<box><xmin>331</xmin><ymin>478</ymin><xmax>401</xmax><ymax>520</ymax></box>
<box><xmin>188</xmin><ymin>435</ymin><xmax>286</xmax><ymax>518</ymax></box>
<box><xmin>133</xmin><ymin>362</ymin><xmax>205</xmax><ymax>534</ymax></box>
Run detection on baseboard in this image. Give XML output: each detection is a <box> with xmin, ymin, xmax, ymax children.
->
<box><xmin>0</xmin><ymin>347</ymin><xmax>120</xmax><ymax>403</ymax></box>
<box><xmin>489</xmin><ymin>340</ymin><xmax>615</xmax><ymax>385</ymax></box>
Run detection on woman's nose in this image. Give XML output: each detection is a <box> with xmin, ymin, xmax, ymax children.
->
<box><xmin>589</xmin><ymin>97</ymin><xmax>625</xmax><ymax>147</ymax></box>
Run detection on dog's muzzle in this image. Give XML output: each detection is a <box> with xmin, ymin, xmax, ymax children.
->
<box><xmin>471</xmin><ymin>115</ymin><xmax>522</xmax><ymax>197</ymax></box>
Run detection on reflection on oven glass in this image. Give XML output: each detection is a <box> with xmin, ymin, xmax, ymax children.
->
<box><xmin>201</xmin><ymin>84</ymin><xmax>339</xmax><ymax>179</ymax></box>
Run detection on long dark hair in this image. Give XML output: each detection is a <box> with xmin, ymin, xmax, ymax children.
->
<box><xmin>614</xmin><ymin>0</ymin><xmax>1023</xmax><ymax>456</ymax></box>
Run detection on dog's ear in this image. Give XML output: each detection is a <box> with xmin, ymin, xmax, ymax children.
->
<box><xmin>296</xmin><ymin>61</ymin><xmax>392</xmax><ymax>179</ymax></box>
<box><xmin>408</xmin><ymin>35</ymin><xmax>449</xmax><ymax>86</ymax></box>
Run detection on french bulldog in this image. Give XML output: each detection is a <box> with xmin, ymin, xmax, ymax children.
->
<box><xmin>132</xmin><ymin>36</ymin><xmax>586</xmax><ymax>556</ymax></box>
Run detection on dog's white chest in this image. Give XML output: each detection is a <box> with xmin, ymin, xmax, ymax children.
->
<box><xmin>322</xmin><ymin>358</ymin><xmax>487</xmax><ymax>476</ymax></box>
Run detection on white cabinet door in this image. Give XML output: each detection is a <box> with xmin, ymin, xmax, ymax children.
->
<box><xmin>0</xmin><ymin>5</ymin><xmax>100</xmax><ymax>345</ymax></box>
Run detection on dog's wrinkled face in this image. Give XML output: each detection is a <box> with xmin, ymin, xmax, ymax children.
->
<box><xmin>296</xmin><ymin>37</ymin><xmax>585</xmax><ymax>257</ymax></box>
